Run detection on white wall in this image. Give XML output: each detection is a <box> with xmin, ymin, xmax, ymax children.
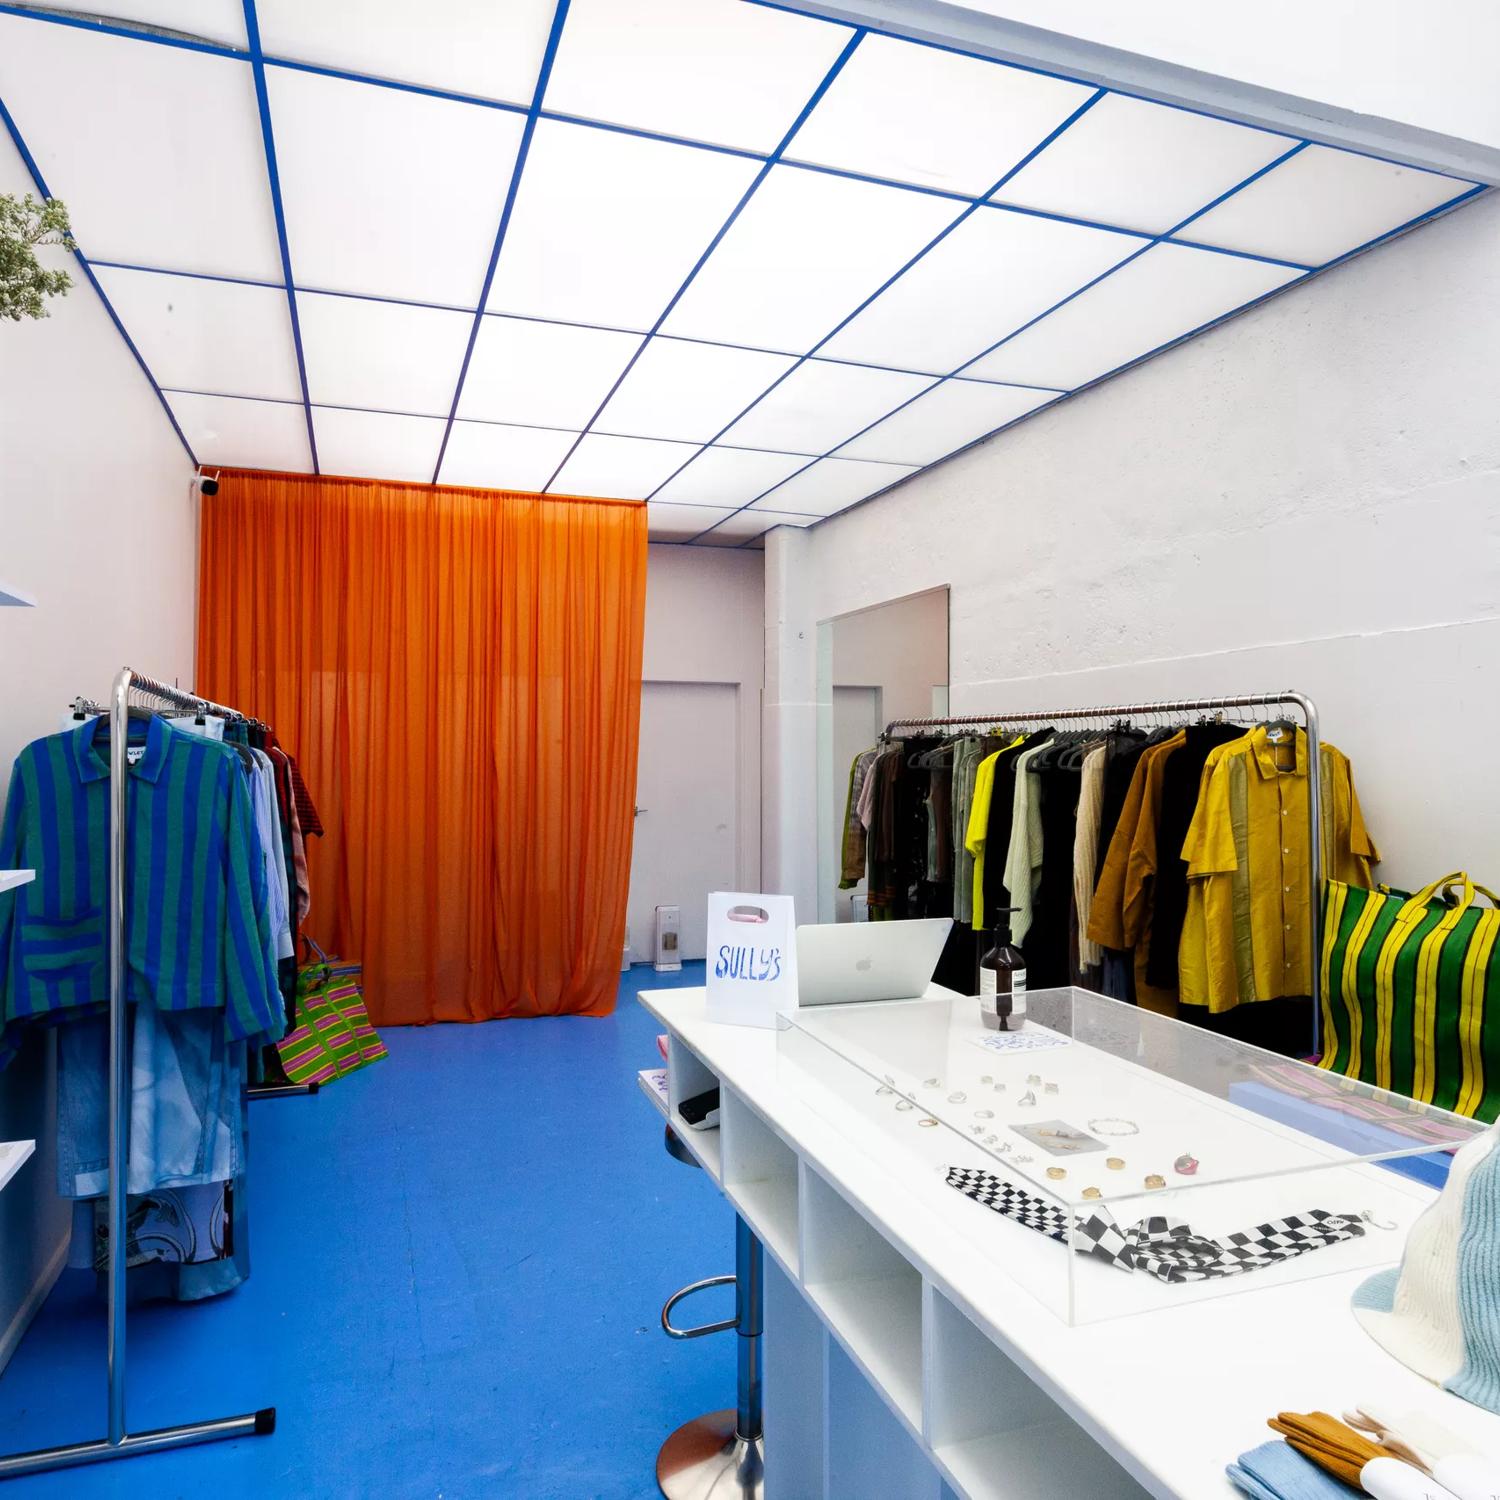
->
<box><xmin>765</xmin><ymin>191</ymin><xmax>1500</xmax><ymax>915</ymax></box>
<box><xmin>796</xmin><ymin>0</ymin><xmax>1500</xmax><ymax>176</ymax></box>
<box><xmin>640</xmin><ymin>544</ymin><xmax>764</xmax><ymax>950</ymax></box>
<box><xmin>0</xmin><ymin>131</ymin><xmax>197</xmax><ymax>1370</ymax></box>
<box><xmin>830</xmin><ymin>587</ymin><xmax>949</xmax><ymax>724</ymax></box>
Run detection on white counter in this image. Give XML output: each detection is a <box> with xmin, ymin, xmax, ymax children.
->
<box><xmin>639</xmin><ymin>986</ymin><xmax>1500</xmax><ymax>1500</ymax></box>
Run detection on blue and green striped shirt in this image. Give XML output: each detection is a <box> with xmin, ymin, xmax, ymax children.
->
<box><xmin>0</xmin><ymin>716</ymin><xmax>284</xmax><ymax>1065</ymax></box>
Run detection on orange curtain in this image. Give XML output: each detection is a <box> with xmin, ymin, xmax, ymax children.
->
<box><xmin>196</xmin><ymin>469</ymin><xmax>647</xmax><ymax>1026</ymax></box>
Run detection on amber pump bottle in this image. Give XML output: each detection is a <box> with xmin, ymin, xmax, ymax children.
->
<box><xmin>979</xmin><ymin>907</ymin><xmax>1026</xmax><ymax>1031</ymax></box>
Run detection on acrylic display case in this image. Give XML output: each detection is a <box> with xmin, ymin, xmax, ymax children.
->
<box><xmin>777</xmin><ymin>987</ymin><xmax>1485</xmax><ymax>1325</ymax></box>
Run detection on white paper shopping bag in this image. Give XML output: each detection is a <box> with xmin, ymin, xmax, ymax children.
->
<box><xmin>704</xmin><ymin>892</ymin><xmax>798</xmax><ymax>1028</ymax></box>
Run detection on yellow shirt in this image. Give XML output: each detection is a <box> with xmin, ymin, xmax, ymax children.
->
<box><xmin>1180</xmin><ymin>728</ymin><xmax>1378</xmax><ymax>1012</ymax></box>
<box><xmin>964</xmin><ymin>752</ymin><xmax>1002</xmax><ymax>927</ymax></box>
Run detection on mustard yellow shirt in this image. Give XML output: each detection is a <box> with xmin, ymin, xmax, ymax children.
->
<box><xmin>1180</xmin><ymin>728</ymin><xmax>1378</xmax><ymax>1012</ymax></box>
<box><xmin>964</xmin><ymin>751</ymin><xmax>1002</xmax><ymax>927</ymax></box>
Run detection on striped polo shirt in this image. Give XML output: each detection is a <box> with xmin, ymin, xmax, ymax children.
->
<box><xmin>0</xmin><ymin>715</ymin><xmax>284</xmax><ymax>1066</ymax></box>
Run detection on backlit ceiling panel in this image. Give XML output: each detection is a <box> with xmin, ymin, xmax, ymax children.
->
<box><xmin>0</xmin><ymin>0</ymin><xmax>1484</xmax><ymax>545</ymax></box>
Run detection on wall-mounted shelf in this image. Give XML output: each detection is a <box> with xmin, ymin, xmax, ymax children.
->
<box><xmin>0</xmin><ymin>872</ymin><xmax>36</xmax><ymax>894</ymax></box>
<box><xmin>0</xmin><ymin>1141</ymin><xmax>35</xmax><ymax>1195</ymax></box>
<box><xmin>0</xmin><ymin>583</ymin><xmax>36</xmax><ymax>608</ymax></box>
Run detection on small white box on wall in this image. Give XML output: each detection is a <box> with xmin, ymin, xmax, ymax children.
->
<box><xmin>653</xmin><ymin>905</ymin><xmax>682</xmax><ymax>972</ymax></box>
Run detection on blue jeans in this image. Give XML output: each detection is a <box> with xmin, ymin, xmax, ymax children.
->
<box><xmin>57</xmin><ymin>1005</ymin><xmax>245</xmax><ymax>1198</ymax></box>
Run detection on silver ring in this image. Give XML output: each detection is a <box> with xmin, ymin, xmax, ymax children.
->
<box><xmin>1361</xmin><ymin>1208</ymin><xmax>1398</xmax><ymax>1231</ymax></box>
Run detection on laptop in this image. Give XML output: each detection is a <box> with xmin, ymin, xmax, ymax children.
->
<box><xmin>794</xmin><ymin>918</ymin><xmax>953</xmax><ymax>1008</ymax></box>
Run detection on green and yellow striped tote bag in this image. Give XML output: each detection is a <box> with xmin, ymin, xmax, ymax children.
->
<box><xmin>1320</xmin><ymin>872</ymin><xmax>1500</xmax><ymax>1121</ymax></box>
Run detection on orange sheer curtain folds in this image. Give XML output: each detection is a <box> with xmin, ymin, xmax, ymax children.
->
<box><xmin>196</xmin><ymin>470</ymin><xmax>647</xmax><ymax>1025</ymax></box>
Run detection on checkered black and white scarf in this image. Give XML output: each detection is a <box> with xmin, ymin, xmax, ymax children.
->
<box><xmin>944</xmin><ymin>1166</ymin><xmax>1365</xmax><ymax>1285</ymax></box>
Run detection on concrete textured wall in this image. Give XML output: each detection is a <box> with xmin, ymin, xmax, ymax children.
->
<box><xmin>765</xmin><ymin>191</ymin><xmax>1500</xmax><ymax>913</ymax></box>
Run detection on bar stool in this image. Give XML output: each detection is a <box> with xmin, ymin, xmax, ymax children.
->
<box><xmin>657</xmin><ymin>1125</ymin><xmax>765</xmax><ymax>1499</ymax></box>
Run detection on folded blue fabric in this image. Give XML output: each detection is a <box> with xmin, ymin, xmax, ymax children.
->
<box><xmin>1226</xmin><ymin>1459</ymin><xmax>1282</xmax><ymax>1500</ymax></box>
<box><xmin>1229</xmin><ymin>1441</ymin><xmax>1355</xmax><ymax>1499</ymax></box>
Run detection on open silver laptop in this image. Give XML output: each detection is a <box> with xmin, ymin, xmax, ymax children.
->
<box><xmin>795</xmin><ymin>918</ymin><xmax>953</xmax><ymax>1007</ymax></box>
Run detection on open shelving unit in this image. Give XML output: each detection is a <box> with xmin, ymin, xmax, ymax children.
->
<box><xmin>650</xmin><ymin>991</ymin><xmax>1168</xmax><ymax>1500</ymax></box>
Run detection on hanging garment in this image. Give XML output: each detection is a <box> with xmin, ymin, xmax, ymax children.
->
<box><xmin>1094</xmin><ymin>729</ymin><xmax>1150</xmax><ymax>869</ymax></box>
<box><xmin>977</xmin><ymin>736</ymin><xmax>1033</xmax><ymax>933</ymax></box>
<box><xmin>950</xmin><ymin>739</ymin><xmax>976</xmax><ymax>924</ymax></box>
<box><xmin>944</xmin><ymin>1166</ymin><xmax>1365</xmax><ymax>1284</ymax></box>
<box><xmin>964</xmin><ymin>750</ymin><xmax>1003</xmax><ymax>925</ymax></box>
<box><xmin>839</xmin><ymin>750</ymin><xmax>876</xmax><ymax>889</ymax></box>
<box><xmin>1073</xmin><ymin>744</ymin><xmax>1110</xmax><ymax>971</ymax></box>
<box><xmin>1087</xmin><ymin>731</ymin><xmax>1187</xmax><ymax>1016</ymax></box>
<box><xmin>56</xmin><ymin>1005</ymin><xmax>244</xmax><ymax>1197</ymax></box>
<box><xmin>1001</xmin><ymin>738</ymin><xmax>1055</xmax><ymax>945</ymax></box>
<box><xmin>925</xmin><ymin>755</ymin><xmax>953</xmax><ymax>884</ymax></box>
<box><xmin>1027</xmin><ymin>750</ymin><xmax>1090</xmax><ymax>989</ymax></box>
<box><xmin>0</xmin><ymin>716</ymin><xmax>285</xmax><ymax>1066</ymax></box>
<box><xmin>1144</xmin><ymin>723</ymin><xmax>1249</xmax><ymax>990</ymax></box>
<box><xmin>1180</xmin><ymin>727</ymin><xmax>1378</xmax><ymax>1013</ymax></box>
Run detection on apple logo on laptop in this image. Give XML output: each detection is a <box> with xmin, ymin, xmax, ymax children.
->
<box><xmin>855</xmin><ymin>958</ymin><xmax>873</xmax><ymax>972</ymax></box>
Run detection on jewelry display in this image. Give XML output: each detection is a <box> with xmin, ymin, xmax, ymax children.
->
<box><xmin>948</xmin><ymin>1092</ymin><xmax>967</xmax><ymax>1104</ymax></box>
<box><xmin>1144</xmin><ymin>1174</ymin><xmax>1166</xmax><ymax>1190</ymax></box>
<box><xmin>875</xmin><ymin>1085</ymin><xmax>893</xmax><ymax>1096</ymax></box>
<box><xmin>918</xmin><ymin>1117</ymin><xmax>939</xmax><ymax>1128</ymax></box>
<box><xmin>1082</xmin><ymin>1186</ymin><xmax>1102</xmax><ymax>1200</ymax></box>
<box><xmin>992</xmin><ymin>1083</ymin><xmax>1006</xmax><ymax>1094</ymax></box>
<box><xmin>895</xmin><ymin>1100</ymin><xmax>913</xmax><ymax>1112</ymax></box>
<box><xmin>1088</xmin><ymin>1118</ymin><xmax>1140</xmax><ymax>1137</ymax></box>
<box><xmin>1174</xmin><ymin>1153</ymin><xmax>1200</xmax><ymax>1176</ymax></box>
<box><xmin>1044</xmin><ymin>1082</ymin><xmax>1059</xmax><ymax>1095</ymax></box>
<box><xmin>1014</xmin><ymin>1154</ymin><xmax>1034</xmax><ymax>1164</ymax></box>
<box><xmin>980</xmin><ymin>1075</ymin><xmax>993</xmax><ymax>1085</ymax></box>
<box><xmin>973</xmin><ymin>1109</ymin><xmax>994</xmax><ymax>1120</ymax></box>
<box><xmin>1046</xmin><ymin>1166</ymin><xmax>1067</xmax><ymax>1181</ymax></box>
<box><xmin>923</xmin><ymin>1078</ymin><xmax>940</xmax><ymax>1089</ymax></box>
<box><xmin>984</xmin><ymin>1135</ymin><xmax>1000</xmax><ymax>1147</ymax></box>
<box><xmin>970</xmin><ymin>1126</ymin><xmax>985</xmax><ymax>1136</ymax></box>
<box><xmin>1106</xmin><ymin>1157</ymin><xmax>1125</xmax><ymax>1171</ymax></box>
<box><xmin>1027</xmin><ymin>1074</ymin><xmax>1042</xmax><ymax>1085</ymax></box>
<box><xmin>1360</xmin><ymin>1208</ymin><xmax>1397</xmax><ymax>1231</ymax></box>
<box><xmin>1017</xmin><ymin>1089</ymin><xmax>1037</xmax><ymax>1107</ymax></box>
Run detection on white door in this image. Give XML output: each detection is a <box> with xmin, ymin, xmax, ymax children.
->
<box><xmin>628</xmin><ymin>681</ymin><xmax>739</xmax><ymax>964</ymax></box>
<box><xmin>831</xmin><ymin>685</ymin><xmax>881</xmax><ymax>922</ymax></box>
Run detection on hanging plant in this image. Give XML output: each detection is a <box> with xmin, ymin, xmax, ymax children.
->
<box><xmin>0</xmin><ymin>192</ymin><xmax>74</xmax><ymax>322</ymax></box>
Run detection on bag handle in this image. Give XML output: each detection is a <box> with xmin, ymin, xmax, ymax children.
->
<box><xmin>1396</xmin><ymin>873</ymin><xmax>1500</xmax><ymax>924</ymax></box>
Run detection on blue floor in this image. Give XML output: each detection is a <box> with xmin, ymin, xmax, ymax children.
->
<box><xmin>0</xmin><ymin>963</ymin><xmax>732</xmax><ymax>1499</ymax></box>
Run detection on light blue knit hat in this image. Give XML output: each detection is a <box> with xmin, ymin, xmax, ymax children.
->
<box><xmin>1353</xmin><ymin>1120</ymin><xmax>1500</xmax><ymax>1413</ymax></box>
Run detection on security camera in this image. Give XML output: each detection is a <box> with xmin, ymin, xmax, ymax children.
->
<box><xmin>197</xmin><ymin>470</ymin><xmax>220</xmax><ymax>497</ymax></box>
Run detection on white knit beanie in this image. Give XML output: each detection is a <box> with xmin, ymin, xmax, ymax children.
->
<box><xmin>1354</xmin><ymin>1120</ymin><xmax>1500</xmax><ymax>1403</ymax></box>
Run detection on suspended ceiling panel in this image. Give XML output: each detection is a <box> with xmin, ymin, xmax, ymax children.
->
<box><xmin>0</xmin><ymin>3</ymin><xmax>1484</xmax><ymax>545</ymax></box>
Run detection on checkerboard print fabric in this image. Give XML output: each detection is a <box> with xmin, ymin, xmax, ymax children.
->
<box><xmin>945</xmin><ymin>1167</ymin><xmax>1365</xmax><ymax>1285</ymax></box>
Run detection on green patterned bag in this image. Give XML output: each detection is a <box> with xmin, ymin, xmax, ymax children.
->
<box><xmin>275</xmin><ymin>944</ymin><xmax>389</xmax><ymax>1086</ymax></box>
<box><xmin>1319</xmin><ymin>872</ymin><xmax>1500</xmax><ymax>1121</ymax></box>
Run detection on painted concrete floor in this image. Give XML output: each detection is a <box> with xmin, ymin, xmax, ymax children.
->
<box><xmin>0</xmin><ymin>963</ymin><xmax>731</xmax><ymax>1498</ymax></box>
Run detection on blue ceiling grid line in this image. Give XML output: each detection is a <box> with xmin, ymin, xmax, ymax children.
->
<box><xmin>738</xmin><ymin>175</ymin><xmax>1492</xmax><ymax>548</ymax></box>
<box><xmin>535</xmin><ymin>24</ymin><xmax>867</xmax><ymax>496</ymax></box>
<box><xmin>737</xmin><ymin>0</ymin><xmax>1486</xmax><ymax>187</ymax></box>
<box><xmin>428</xmin><ymin>0</ymin><xmax>574</xmax><ymax>485</ymax></box>
<box><xmin>655</xmin><ymin>87</ymin><xmax>1109</xmax><ymax>522</ymax></box>
<box><xmin>83</xmin><ymin>259</ymin><xmax>1072</xmax><ymax>390</ymax></box>
<box><xmin>242</xmin><ymin>0</ymin><xmax>318</xmax><ymax>473</ymax></box>
<box><xmin>0</xmin><ymin>89</ymin><xmax>198</xmax><ymax>466</ymax></box>
<box><xmin>0</xmin><ymin>1</ymin><xmax>1484</xmax><ymax>193</ymax></box>
<box><xmin>699</xmin><ymin>138</ymin><xmax>1311</xmax><ymax>540</ymax></box>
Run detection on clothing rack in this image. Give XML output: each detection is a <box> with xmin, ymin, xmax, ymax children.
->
<box><xmin>882</xmin><ymin>692</ymin><xmax>1326</xmax><ymax>1058</ymax></box>
<box><xmin>0</xmin><ymin>669</ymin><xmax>277</xmax><ymax>1479</ymax></box>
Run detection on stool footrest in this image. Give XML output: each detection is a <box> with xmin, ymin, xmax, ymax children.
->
<box><xmin>661</xmin><ymin>1275</ymin><xmax>736</xmax><ymax>1340</ymax></box>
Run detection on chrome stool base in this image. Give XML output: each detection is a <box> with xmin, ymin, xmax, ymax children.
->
<box><xmin>657</xmin><ymin>1410</ymin><xmax>764</xmax><ymax>1500</ymax></box>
